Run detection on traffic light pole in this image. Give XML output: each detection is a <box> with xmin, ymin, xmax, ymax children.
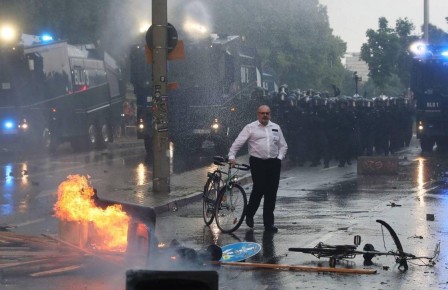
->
<box><xmin>151</xmin><ymin>0</ymin><xmax>170</xmax><ymax>193</ymax></box>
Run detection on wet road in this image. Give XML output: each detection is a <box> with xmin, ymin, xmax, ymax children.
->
<box><xmin>1</xmin><ymin>139</ymin><xmax>448</xmax><ymax>289</ymax></box>
<box><xmin>154</xmin><ymin>142</ymin><xmax>448</xmax><ymax>290</ymax></box>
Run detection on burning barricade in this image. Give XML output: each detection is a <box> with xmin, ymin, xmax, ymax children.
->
<box><xmin>54</xmin><ymin>175</ymin><xmax>130</xmax><ymax>252</ymax></box>
<box><xmin>0</xmin><ymin>174</ymin><xmax>220</xmax><ymax>279</ymax></box>
<box><xmin>0</xmin><ymin>174</ymin><xmax>157</xmax><ymax>277</ymax></box>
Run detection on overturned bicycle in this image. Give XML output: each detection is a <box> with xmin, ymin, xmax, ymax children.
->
<box><xmin>289</xmin><ymin>219</ymin><xmax>440</xmax><ymax>271</ymax></box>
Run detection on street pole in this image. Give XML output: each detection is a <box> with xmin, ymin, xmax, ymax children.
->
<box><xmin>354</xmin><ymin>71</ymin><xmax>359</xmax><ymax>95</ymax></box>
<box><xmin>423</xmin><ymin>0</ymin><xmax>429</xmax><ymax>42</ymax></box>
<box><xmin>151</xmin><ymin>0</ymin><xmax>170</xmax><ymax>193</ymax></box>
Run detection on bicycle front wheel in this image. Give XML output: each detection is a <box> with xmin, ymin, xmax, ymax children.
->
<box><xmin>215</xmin><ymin>184</ymin><xmax>247</xmax><ymax>233</ymax></box>
<box><xmin>202</xmin><ymin>174</ymin><xmax>221</xmax><ymax>226</ymax></box>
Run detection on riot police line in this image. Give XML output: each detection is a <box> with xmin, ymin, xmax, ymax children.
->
<box><xmin>257</xmin><ymin>86</ymin><xmax>414</xmax><ymax>168</ymax></box>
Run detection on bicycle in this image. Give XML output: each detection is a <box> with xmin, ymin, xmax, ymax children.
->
<box><xmin>288</xmin><ymin>220</ymin><xmax>440</xmax><ymax>270</ymax></box>
<box><xmin>202</xmin><ymin>156</ymin><xmax>226</xmax><ymax>226</ymax></box>
<box><xmin>202</xmin><ymin>156</ymin><xmax>250</xmax><ymax>233</ymax></box>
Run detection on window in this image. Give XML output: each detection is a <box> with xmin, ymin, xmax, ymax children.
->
<box><xmin>240</xmin><ymin>66</ymin><xmax>250</xmax><ymax>83</ymax></box>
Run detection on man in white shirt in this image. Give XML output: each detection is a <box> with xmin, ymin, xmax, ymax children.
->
<box><xmin>228</xmin><ymin>105</ymin><xmax>288</xmax><ymax>233</ymax></box>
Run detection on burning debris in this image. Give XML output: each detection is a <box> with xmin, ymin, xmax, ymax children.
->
<box><xmin>0</xmin><ymin>175</ymin><xmax>225</xmax><ymax>280</ymax></box>
<box><xmin>0</xmin><ymin>175</ymin><xmax>157</xmax><ymax>279</ymax></box>
<box><xmin>54</xmin><ymin>174</ymin><xmax>130</xmax><ymax>252</ymax></box>
<box><xmin>155</xmin><ymin>239</ymin><xmax>223</xmax><ymax>268</ymax></box>
<box><xmin>0</xmin><ymin>231</ymin><xmax>90</xmax><ymax>277</ymax></box>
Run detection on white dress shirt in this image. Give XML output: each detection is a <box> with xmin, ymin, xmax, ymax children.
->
<box><xmin>228</xmin><ymin>120</ymin><xmax>288</xmax><ymax>160</ymax></box>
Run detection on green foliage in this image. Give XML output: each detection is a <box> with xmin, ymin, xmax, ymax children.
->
<box><xmin>360</xmin><ymin>16</ymin><xmax>448</xmax><ymax>95</ymax></box>
<box><xmin>360</xmin><ymin>17</ymin><xmax>400</xmax><ymax>89</ymax></box>
<box><xmin>207</xmin><ymin>0</ymin><xmax>348</xmax><ymax>91</ymax></box>
<box><xmin>427</xmin><ymin>23</ymin><xmax>448</xmax><ymax>45</ymax></box>
<box><xmin>1</xmin><ymin>0</ymin><xmax>110</xmax><ymax>44</ymax></box>
<box><xmin>360</xmin><ymin>74</ymin><xmax>406</xmax><ymax>98</ymax></box>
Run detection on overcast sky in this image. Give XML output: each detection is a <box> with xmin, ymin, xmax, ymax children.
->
<box><xmin>319</xmin><ymin>0</ymin><xmax>448</xmax><ymax>52</ymax></box>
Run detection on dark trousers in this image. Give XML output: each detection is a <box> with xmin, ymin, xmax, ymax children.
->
<box><xmin>247</xmin><ymin>156</ymin><xmax>281</xmax><ymax>227</ymax></box>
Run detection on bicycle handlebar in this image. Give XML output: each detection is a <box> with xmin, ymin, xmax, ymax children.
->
<box><xmin>234</xmin><ymin>164</ymin><xmax>250</xmax><ymax>171</ymax></box>
<box><xmin>212</xmin><ymin>156</ymin><xmax>250</xmax><ymax>171</ymax></box>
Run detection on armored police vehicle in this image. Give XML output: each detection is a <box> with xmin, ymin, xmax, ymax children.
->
<box><xmin>0</xmin><ymin>32</ymin><xmax>124</xmax><ymax>152</ymax></box>
<box><xmin>130</xmin><ymin>33</ymin><xmax>262</xmax><ymax>155</ymax></box>
<box><xmin>411</xmin><ymin>43</ymin><xmax>448</xmax><ymax>152</ymax></box>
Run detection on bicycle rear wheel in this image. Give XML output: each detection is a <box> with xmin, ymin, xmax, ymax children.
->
<box><xmin>202</xmin><ymin>173</ymin><xmax>221</xmax><ymax>225</ymax></box>
<box><xmin>215</xmin><ymin>184</ymin><xmax>247</xmax><ymax>233</ymax></box>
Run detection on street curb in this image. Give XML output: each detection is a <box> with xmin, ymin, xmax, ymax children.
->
<box><xmin>153</xmin><ymin>173</ymin><xmax>253</xmax><ymax>215</ymax></box>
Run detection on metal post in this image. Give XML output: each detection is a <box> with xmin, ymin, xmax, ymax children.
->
<box><xmin>152</xmin><ymin>0</ymin><xmax>170</xmax><ymax>193</ymax></box>
<box><xmin>423</xmin><ymin>0</ymin><xmax>429</xmax><ymax>42</ymax></box>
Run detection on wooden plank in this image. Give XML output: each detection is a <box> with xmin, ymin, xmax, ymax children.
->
<box><xmin>42</xmin><ymin>234</ymin><xmax>122</xmax><ymax>267</ymax></box>
<box><xmin>1</xmin><ymin>257</ymin><xmax>84</xmax><ymax>277</ymax></box>
<box><xmin>0</xmin><ymin>247</ymin><xmax>31</xmax><ymax>251</ymax></box>
<box><xmin>0</xmin><ymin>250</ymin><xmax>69</xmax><ymax>257</ymax></box>
<box><xmin>216</xmin><ymin>261</ymin><xmax>377</xmax><ymax>274</ymax></box>
<box><xmin>0</xmin><ymin>258</ymin><xmax>52</xmax><ymax>270</ymax></box>
<box><xmin>29</xmin><ymin>264</ymin><xmax>83</xmax><ymax>277</ymax></box>
<box><xmin>0</xmin><ymin>233</ymin><xmax>59</xmax><ymax>248</ymax></box>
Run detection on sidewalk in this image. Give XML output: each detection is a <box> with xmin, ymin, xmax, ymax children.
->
<box><xmin>102</xmin><ymin>137</ymin><xmax>253</xmax><ymax>214</ymax></box>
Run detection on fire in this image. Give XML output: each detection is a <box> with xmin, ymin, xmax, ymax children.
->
<box><xmin>54</xmin><ymin>175</ymin><xmax>130</xmax><ymax>252</ymax></box>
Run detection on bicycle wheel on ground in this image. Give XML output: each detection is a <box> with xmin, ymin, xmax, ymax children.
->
<box><xmin>202</xmin><ymin>173</ymin><xmax>221</xmax><ymax>226</ymax></box>
<box><xmin>215</xmin><ymin>184</ymin><xmax>247</xmax><ymax>233</ymax></box>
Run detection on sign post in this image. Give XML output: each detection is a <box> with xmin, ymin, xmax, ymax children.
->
<box><xmin>151</xmin><ymin>0</ymin><xmax>170</xmax><ymax>193</ymax></box>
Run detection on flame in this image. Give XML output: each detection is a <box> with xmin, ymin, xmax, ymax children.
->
<box><xmin>54</xmin><ymin>175</ymin><xmax>130</xmax><ymax>252</ymax></box>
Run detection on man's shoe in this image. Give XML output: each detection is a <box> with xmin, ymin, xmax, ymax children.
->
<box><xmin>246</xmin><ymin>216</ymin><xmax>254</xmax><ymax>228</ymax></box>
<box><xmin>264</xmin><ymin>225</ymin><xmax>278</xmax><ymax>233</ymax></box>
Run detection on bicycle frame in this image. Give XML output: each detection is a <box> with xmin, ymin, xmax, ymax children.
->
<box><xmin>203</xmin><ymin>156</ymin><xmax>250</xmax><ymax>233</ymax></box>
<box><xmin>204</xmin><ymin>156</ymin><xmax>248</xmax><ymax>198</ymax></box>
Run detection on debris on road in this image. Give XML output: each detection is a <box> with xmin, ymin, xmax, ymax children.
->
<box><xmin>0</xmin><ymin>232</ymin><xmax>123</xmax><ymax>278</ymax></box>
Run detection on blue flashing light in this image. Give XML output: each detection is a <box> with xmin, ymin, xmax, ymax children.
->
<box><xmin>40</xmin><ymin>34</ymin><xmax>54</xmax><ymax>43</ymax></box>
<box><xmin>4</xmin><ymin>120</ymin><xmax>14</xmax><ymax>129</ymax></box>
<box><xmin>441</xmin><ymin>50</ymin><xmax>448</xmax><ymax>58</ymax></box>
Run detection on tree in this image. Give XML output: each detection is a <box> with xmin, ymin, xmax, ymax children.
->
<box><xmin>426</xmin><ymin>23</ymin><xmax>448</xmax><ymax>45</ymax></box>
<box><xmin>1</xmin><ymin>0</ymin><xmax>110</xmax><ymax>44</ymax></box>
<box><xmin>360</xmin><ymin>17</ymin><xmax>418</xmax><ymax>92</ymax></box>
<box><xmin>202</xmin><ymin>0</ymin><xmax>348</xmax><ymax>91</ymax></box>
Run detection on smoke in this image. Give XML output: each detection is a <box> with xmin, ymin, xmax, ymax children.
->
<box><xmin>99</xmin><ymin>0</ymin><xmax>152</xmax><ymax>59</ymax></box>
<box><xmin>100</xmin><ymin>0</ymin><xmax>214</xmax><ymax>59</ymax></box>
<box><xmin>178</xmin><ymin>1</ymin><xmax>214</xmax><ymax>40</ymax></box>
